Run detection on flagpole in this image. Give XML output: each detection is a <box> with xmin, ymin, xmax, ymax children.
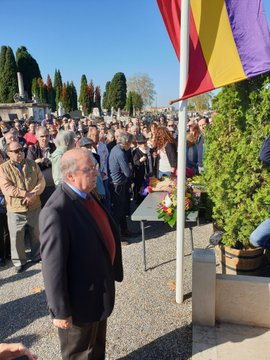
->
<box><xmin>176</xmin><ymin>0</ymin><xmax>190</xmax><ymax>304</ymax></box>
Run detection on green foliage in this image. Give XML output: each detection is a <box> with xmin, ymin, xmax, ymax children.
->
<box><xmin>94</xmin><ymin>86</ymin><xmax>101</xmax><ymax>112</ymax></box>
<box><xmin>188</xmin><ymin>92</ymin><xmax>212</xmax><ymax>111</ymax></box>
<box><xmin>79</xmin><ymin>74</ymin><xmax>88</xmax><ymax>114</ymax></box>
<box><xmin>85</xmin><ymin>80</ymin><xmax>94</xmax><ymax>115</ymax></box>
<box><xmin>53</xmin><ymin>69</ymin><xmax>63</xmax><ymax>106</ymax></box>
<box><xmin>102</xmin><ymin>81</ymin><xmax>111</xmax><ymax>109</ymax></box>
<box><xmin>47</xmin><ymin>74</ymin><xmax>56</xmax><ymax>111</ymax></box>
<box><xmin>0</xmin><ymin>46</ymin><xmax>18</xmax><ymax>103</ymax></box>
<box><xmin>108</xmin><ymin>72</ymin><xmax>127</xmax><ymax>110</ymax></box>
<box><xmin>126</xmin><ymin>91</ymin><xmax>133</xmax><ymax>116</ymax></box>
<box><xmin>61</xmin><ymin>83</ymin><xmax>68</xmax><ymax>112</ymax></box>
<box><xmin>69</xmin><ymin>81</ymin><xmax>78</xmax><ymax>111</ymax></box>
<box><xmin>125</xmin><ymin>91</ymin><xmax>143</xmax><ymax>116</ymax></box>
<box><xmin>16</xmin><ymin>46</ymin><xmax>41</xmax><ymax>98</ymax></box>
<box><xmin>204</xmin><ymin>74</ymin><xmax>270</xmax><ymax>248</ymax></box>
<box><xmin>127</xmin><ymin>73</ymin><xmax>155</xmax><ymax>107</ymax></box>
<box><xmin>31</xmin><ymin>78</ymin><xmax>39</xmax><ymax>99</ymax></box>
<box><xmin>36</xmin><ymin>78</ymin><xmax>47</xmax><ymax>104</ymax></box>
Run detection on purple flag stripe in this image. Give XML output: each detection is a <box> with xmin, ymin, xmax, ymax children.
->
<box><xmin>225</xmin><ymin>0</ymin><xmax>270</xmax><ymax>77</ymax></box>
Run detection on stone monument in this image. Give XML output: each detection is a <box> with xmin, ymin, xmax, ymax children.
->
<box><xmin>0</xmin><ymin>72</ymin><xmax>51</xmax><ymax>122</ymax></box>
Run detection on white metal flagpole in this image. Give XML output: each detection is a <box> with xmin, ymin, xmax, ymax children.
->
<box><xmin>176</xmin><ymin>0</ymin><xmax>190</xmax><ymax>304</ymax></box>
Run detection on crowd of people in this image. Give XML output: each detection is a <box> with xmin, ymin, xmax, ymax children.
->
<box><xmin>0</xmin><ymin>112</ymin><xmax>210</xmax><ymax>269</ymax></box>
<box><xmin>0</xmin><ymin>111</ymin><xmax>210</xmax><ymax>359</ymax></box>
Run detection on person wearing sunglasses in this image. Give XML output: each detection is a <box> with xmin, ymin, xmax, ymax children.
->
<box><xmin>27</xmin><ymin>126</ymin><xmax>56</xmax><ymax>207</ymax></box>
<box><xmin>0</xmin><ymin>141</ymin><xmax>45</xmax><ymax>273</ymax></box>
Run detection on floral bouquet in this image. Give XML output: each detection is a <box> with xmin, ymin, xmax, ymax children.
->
<box><xmin>157</xmin><ymin>183</ymin><xmax>199</xmax><ymax>228</ymax></box>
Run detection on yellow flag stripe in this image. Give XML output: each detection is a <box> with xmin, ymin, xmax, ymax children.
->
<box><xmin>190</xmin><ymin>0</ymin><xmax>247</xmax><ymax>87</ymax></box>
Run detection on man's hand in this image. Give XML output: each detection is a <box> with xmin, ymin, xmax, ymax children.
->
<box><xmin>53</xmin><ymin>316</ymin><xmax>73</xmax><ymax>330</ymax></box>
<box><xmin>35</xmin><ymin>158</ymin><xmax>44</xmax><ymax>164</ymax></box>
<box><xmin>22</xmin><ymin>192</ymin><xmax>36</xmax><ymax>206</ymax></box>
<box><xmin>0</xmin><ymin>342</ymin><xmax>38</xmax><ymax>359</ymax></box>
<box><xmin>140</xmin><ymin>156</ymin><xmax>147</xmax><ymax>163</ymax></box>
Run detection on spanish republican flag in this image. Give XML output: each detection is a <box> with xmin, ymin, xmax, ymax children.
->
<box><xmin>157</xmin><ymin>0</ymin><xmax>270</xmax><ymax>99</ymax></box>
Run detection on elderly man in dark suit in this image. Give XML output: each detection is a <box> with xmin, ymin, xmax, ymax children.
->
<box><xmin>39</xmin><ymin>148</ymin><xmax>123</xmax><ymax>360</ymax></box>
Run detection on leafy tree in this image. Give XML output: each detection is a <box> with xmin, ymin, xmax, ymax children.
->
<box><xmin>132</xmin><ymin>91</ymin><xmax>143</xmax><ymax>113</ymax></box>
<box><xmin>126</xmin><ymin>91</ymin><xmax>143</xmax><ymax>116</ymax></box>
<box><xmin>47</xmin><ymin>74</ymin><xmax>56</xmax><ymax>111</ymax></box>
<box><xmin>108</xmin><ymin>72</ymin><xmax>127</xmax><ymax>110</ymax></box>
<box><xmin>63</xmin><ymin>81</ymin><xmax>78</xmax><ymax>113</ymax></box>
<box><xmin>102</xmin><ymin>81</ymin><xmax>111</xmax><ymax>109</ymax></box>
<box><xmin>127</xmin><ymin>73</ymin><xmax>156</xmax><ymax>107</ymax></box>
<box><xmin>61</xmin><ymin>83</ymin><xmax>67</xmax><ymax>113</ymax></box>
<box><xmin>94</xmin><ymin>86</ymin><xmax>101</xmax><ymax>113</ymax></box>
<box><xmin>0</xmin><ymin>46</ymin><xmax>18</xmax><ymax>103</ymax></box>
<box><xmin>53</xmin><ymin>69</ymin><xmax>63</xmax><ymax>107</ymax></box>
<box><xmin>204</xmin><ymin>73</ymin><xmax>270</xmax><ymax>248</ymax></box>
<box><xmin>69</xmin><ymin>81</ymin><xmax>78</xmax><ymax>111</ymax></box>
<box><xmin>31</xmin><ymin>78</ymin><xmax>39</xmax><ymax>100</ymax></box>
<box><xmin>85</xmin><ymin>80</ymin><xmax>94</xmax><ymax>115</ymax></box>
<box><xmin>79</xmin><ymin>74</ymin><xmax>88</xmax><ymax>114</ymax></box>
<box><xmin>126</xmin><ymin>91</ymin><xmax>133</xmax><ymax>116</ymax></box>
<box><xmin>16</xmin><ymin>46</ymin><xmax>41</xmax><ymax>98</ymax></box>
<box><xmin>0</xmin><ymin>46</ymin><xmax>8</xmax><ymax>102</ymax></box>
<box><xmin>188</xmin><ymin>92</ymin><xmax>212</xmax><ymax>111</ymax></box>
<box><xmin>37</xmin><ymin>78</ymin><xmax>47</xmax><ymax>103</ymax></box>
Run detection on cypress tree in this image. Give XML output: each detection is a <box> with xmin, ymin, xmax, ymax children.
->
<box><xmin>94</xmin><ymin>86</ymin><xmax>101</xmax><ymax>113</ymax></box>
<box><xmin>16</xmin><ymin>46</ymin><xmax>41</xmax><ymax>98</ymax></box>
<box><xmin>47</xmin><ymin>74</ymin><xmax>56</xmax><ymax>111</ymax></box>
<box><xmin>132</xmin><ymin>91</ymin><xmax>143</xmax><ymax>113</ymax></box>
<box><xmin>0</xmin><ymin>46</ymin><xmax>7</xmax><ymax>103</ymax></box>
<box><xmin>70</xmin><ymin>81</ymin><xmax>78</xmax><ymax>111</ymax></box>
<box><xmin>79</xmin><ymin>74</ymin><xmax>88</xmax><ymax>114</ymax></box>
<box><xmin>85</xmin><ymin>80</ymin><xmax>94</xmax><ymax>114</ymax></box>
<box><xmin>53</xmin><ymin>69</ymin><xmax>63</xmax><ymax>107</ymax></box>
<box><xmin>37</xmin><ymin>78</ymin><xmax>47</xmax><ymax>103</ymax></box>
<box><xmin>102</xmin><ymin>81</ymin><xmax>111</xmax><ymax>109</ymax></box>
<box><xmin>126</xmin><ymin>91</ymin><xmax>133</xmax><ymax>116</ymax></box>
<box><xmin>0</xmin><ymin>46</ymin><xmax>18</xmax><ymax>103</ymax></box>
<box><xmin>64</xmin><ymin>82</ymin><xmax>75</xmax><ymax>113</ymax></box>
<box><xmin>61</xmin><ymin>83</ymin><xmax>67</xmax><ymax>113</ymax></box>
<box><xmin>108</xmin><ymin>72</ymin><xmax>127</xmax><ymax>110</ymax></box>
<box><xmin>31</xmin><ymin>78</ymin><xmax>39</xmax><ymax>100</ymax></box>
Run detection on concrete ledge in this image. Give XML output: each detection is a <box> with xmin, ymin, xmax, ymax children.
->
<box><xmin>192</xmin><ymin>249</ymin><xmax>216</xmax><ymax>326</ymax></box>
<box><xmin>216</xmin><ymin>274</ymin><xmax>270</xmax><ymax>327</ymax></box>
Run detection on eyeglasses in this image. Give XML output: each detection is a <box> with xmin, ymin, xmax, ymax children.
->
<box><xmin>8</xmin><ymin>148</ymin><xmax>23</xmax><ymax>154</ymax></box>
<box><xmin>76</xmin><ymin>165</ymin><xmax>99</xmax><ymax>174</ymax></box>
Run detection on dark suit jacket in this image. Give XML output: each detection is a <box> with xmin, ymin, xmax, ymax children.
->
<box><xmin>39</xmin><ymin>182</ymin><xmax>123</xmax><ymax>323</ymax></box>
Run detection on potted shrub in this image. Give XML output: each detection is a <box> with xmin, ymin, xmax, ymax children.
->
<box><xmin>203</xmin><ymin>73</ymin><xmax>270</xmax><ymax>275</ymax></box>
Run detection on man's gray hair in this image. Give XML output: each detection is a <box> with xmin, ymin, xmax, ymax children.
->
<box><xmin>60</xmin><ymin>148</ymin><xmax>95</xmax><ymax>180</ymax></box>
<box><xmin>55</xmin><ymin>131</ymin><xmax>75</xmax><ymax>150</ymax></box>
<box><xmin>36</xmin><ymin>126</ymin><xmax>48</xmax><ymax>136</ymax></box>
<box><xmin>117</xmin><ymin>132</ymin><xmax>133</xmax><ymax>145</ymax></box>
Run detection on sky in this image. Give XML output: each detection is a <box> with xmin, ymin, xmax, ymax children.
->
<box><xmin>0</xmin><ymin>0</ymin><xmax>269</xmax><ymax>107</ymax></box>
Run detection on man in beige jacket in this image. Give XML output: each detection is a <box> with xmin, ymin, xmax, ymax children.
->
<box><xmin>0</xmin><ymin>141</ymin><xmax>45</xmax><ymax>273</ymax></box>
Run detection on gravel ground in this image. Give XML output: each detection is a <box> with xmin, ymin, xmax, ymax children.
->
<box><xmin>0</xmin><ymin>217</ymin><xmax>213</xmax><ymax>360</ymax></box>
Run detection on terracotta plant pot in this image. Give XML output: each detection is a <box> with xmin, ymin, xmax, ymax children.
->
<box><xmin>220</xmin><ymin>245</ymin><xmax>264</xmax><ymax>276</ymax></box>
